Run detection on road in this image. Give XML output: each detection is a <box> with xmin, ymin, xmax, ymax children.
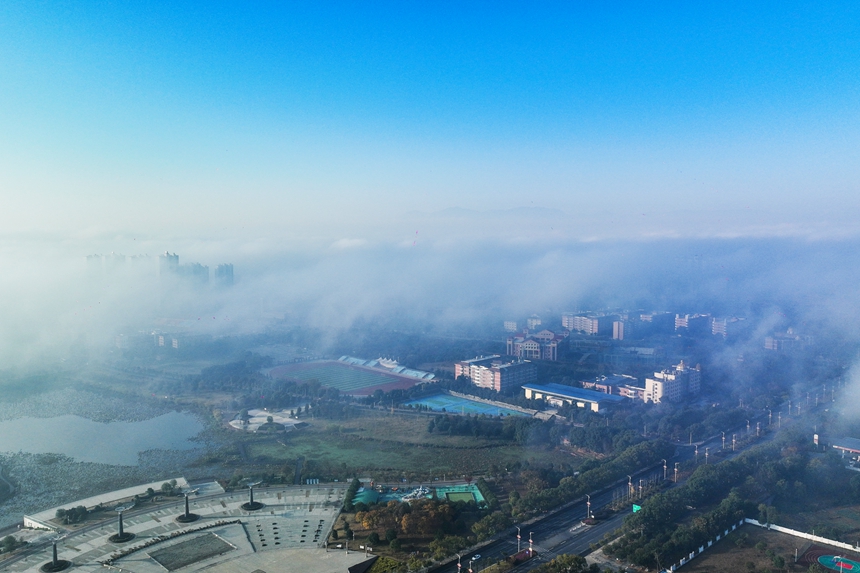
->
<box><xmin>434</xmin><ymin>402</ymin><xmax>801</xmax><ymax>573</ymax></box>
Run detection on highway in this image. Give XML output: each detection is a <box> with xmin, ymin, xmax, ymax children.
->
<box><xmin>434</xmin><ymin>402</ymin><xmax>797</xmax><ymax>573</ymax></box>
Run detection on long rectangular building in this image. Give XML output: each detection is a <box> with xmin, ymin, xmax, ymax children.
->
<box><xmin>522</xmin><ymin>383</ymin><xmax>626</xmax><ymax>412</ymax></box>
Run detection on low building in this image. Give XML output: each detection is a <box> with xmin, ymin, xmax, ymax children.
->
<box><xmin>764</xmin><ymin>328</ymin><xmax>811</xmax><ymax>352</ymax></box>
<box><xmin>522</xmin><ymin>383</ymin><xmax>626</xmax><ymax>412</ymax></box>
<box><xmin>507</xmin><ymin>329</ymin><xmax>565</xmax><ymax>361</ymax></box>
<box><xmin>581</xmin><ymin>374</ymin><xmax>645</xmax><ymax>400</ymax></box>
<box><xmin>638</xmin><ymin>312</ymin><xmax>675</xmax><ymax>335</ymax></box>
<box><xmin>644</xmin><ymin>360</ymin><xmax>702</xmax><ymax>404</ymax></box>
<box><xmin>675</xmin><ymin>314</ymin><xmax>711</xmax><ymax>336</ymax></box>
<box><xmin>455</xmin><ymin>355</ymin><xmax>537</xmax><ymax>392</ymax></box>
<box><xmin>711</xmin><ymin>316</ymin><xmax>744</xmax><ymax>337</ymax></box>
<box><xmin>832</xmin><ymin>437</ymin><xmax>860</xmax><ymax>459</ymax></box>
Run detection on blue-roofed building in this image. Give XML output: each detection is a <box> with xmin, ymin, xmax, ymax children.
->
<box><xmin>522</xmin><ymin>383</ymin><xmax>626</xmax><ymax>412</ymax></box>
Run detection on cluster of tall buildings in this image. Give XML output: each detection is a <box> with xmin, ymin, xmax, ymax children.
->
<box><xmin>509</xmin><ymin>311</ymin><xmax>744</xmax><ymax>342</ymax></box>
<box><xmin>86</xmin><ymin>251</ymin><xmax>234</xmax><ymax>287</ymax></box>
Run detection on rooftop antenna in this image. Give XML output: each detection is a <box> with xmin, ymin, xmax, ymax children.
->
<box><xmin>40</xmin><ymin>533</ymin><xmax>71</xmax><ymax>572</ymax></box>
<box><xmin>241</xmin><ymin>481</ymin><xmax>264</xmax><ymax>511</ymax></box>
<box><xmin>109</xmin><ymin>504</ymin><xmax>136</xmax><ymax>543</ymax></box>
<box><xmin>175</xmin><ymin>488</ymin><xmax>201</xmax><ymax>523</ymax></box>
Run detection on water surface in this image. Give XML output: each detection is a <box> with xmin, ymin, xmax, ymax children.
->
<box><xmin>0</xmin><ymin>411</ymin><xmax>203</xmax><ymax>465</ymax></box>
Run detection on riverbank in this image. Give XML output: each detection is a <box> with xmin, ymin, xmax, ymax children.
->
<box><xmin>0</xmin><ymin>451</ymin><xmax>227</xmax><ymax>530</ymax></box>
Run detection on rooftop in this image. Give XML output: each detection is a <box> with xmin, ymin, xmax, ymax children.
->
<box><xmin>522</xmin><ymin>383</ymin><xmax>627</xmax><ymax>404</ymax></box>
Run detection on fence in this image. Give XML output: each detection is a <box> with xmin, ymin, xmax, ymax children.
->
<box><xmin>660</xmin><ymin>518</ymin><xmax>860</xmax><ymax>572</ymax></box>
<box><xmin>743</xmin><ymin>518</ymin><xmax>860</xmax><ymax>552</ymax></box>
<box><xmin>659</xmin><ymin>520</ymin><xmax>745</xmax><ymax>572</ymax></box>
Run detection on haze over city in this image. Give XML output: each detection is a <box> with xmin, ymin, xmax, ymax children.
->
<box><xmin>1</xmin><ymin>1</ymin><xmax>860</xmax><ymax>365</ymax></box>
<box><xmin>3</xmin><ymin>4</ymin><xmax>860</xmax><ymax>573</ymax></box>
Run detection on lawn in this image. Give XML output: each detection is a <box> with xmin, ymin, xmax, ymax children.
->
<box><xmin>271</xmin><ymin>362</ymin><xmax>400</xmax><ymax>392</ymax></box>
<box><xmin>244</xmin><ymin>411</ymin><xmax>587</xmax><ymax>479</ymax></box>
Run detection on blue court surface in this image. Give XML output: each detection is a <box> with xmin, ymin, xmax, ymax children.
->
<box><xmin>403</xmin><ymin>394</ymin><xmax>527</xmax><ymax>417</ymax></box>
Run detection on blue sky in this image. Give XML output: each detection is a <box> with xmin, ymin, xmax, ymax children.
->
<box><xmin>2</xmin><ymin>1</ymin><xmax>859</xmax><ymax>250</ymax></box>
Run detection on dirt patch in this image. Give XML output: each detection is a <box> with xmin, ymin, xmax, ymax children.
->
<box><xmin>681</xmin><ymin>525</ymin><xmax>860</xmax><ymax>573</ymax></box>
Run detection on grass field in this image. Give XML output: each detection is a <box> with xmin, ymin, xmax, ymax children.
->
<box><xmin>444</xmin><ymin>491</ymin><xmax>476</xmax><ymax>503</ymax></box>
<box><xmin>271</xmin><ymin>361</ymin><xmax>418</xmax><ymax>394</ymax></box>
<box><xmin>244</xmin><ymin>411</ymin><xmax>587</xmax><ymax>479</ymax></box>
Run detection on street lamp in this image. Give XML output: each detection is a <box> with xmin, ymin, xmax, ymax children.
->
<box><xmin>516</xmin><ymin>527</ymin><xmax>521</xmax><ymax>553</ymax></box>
<box><xmin>732</xmin><ymin>434</ymin><xmax>737</xmax><ymax>451</ymax></box>
<box><xmin>705</xmin><ymin>447</ymin><xmax>709</xmax><ymax>464</ymax></box>
<box><xmin>627</xmin><ymin>475</ymin><xmax>633</xmax><ymax>499</ymax></box>
<box><xmin>721</xmin><ymin>432</ymin><xmax>726</xmax><ymax>450</ymax></box>
<box><xmin>586</xmin><ymin>495</ymin><xmax>591</xmax><ymax>519</ymax></box>
<box><xmin>661</xmin><ymin>459</ymin><xmax>667</xmax><ymax>481</ymax></box>
<box><xmin>674</xmin><ymin>462</ymin><xmax>680</xmax><ymax>483</ymax></box>
<box><xmin>109</xmin><ymin>504</ymin><xmax>135</xmax><ymax>543</ymax></box>
<box><xmin>457</xmin><ymin>554</ymin><xmax>462</xmax><ymax>573</ymax></box>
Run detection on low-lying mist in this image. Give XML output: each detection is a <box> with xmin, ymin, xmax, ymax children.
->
<box><xmin>1</xmin><ymin>235</ymin><xmax>859</xmax><ymax>374</ymax></box>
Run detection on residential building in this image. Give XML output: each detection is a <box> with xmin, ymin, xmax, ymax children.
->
<box><xmin>215</xmin><ymin>263</ymin><xmax>234</xmax><ymax>286</ymax></box>
<box><xmin>675</xmin><ymin>314</ymin><xmax>711</xmax><ymax>336</ymax></box>
<box><xmin>644</xmin><ymin>361</ymin><xmax>702</xmax><ymax>404</ymax></box>
<box><xmin>526</xmin><ymin>315</ymin><xmax>542</xmax><ymax>329</ymax></box>
<box><xmin>159</xmin><ymin>251</ymin><xmax>179</xmax><ymax>276</ymax></box>
<box><xmin>455</xmin><ymin>355</ymin><xmax>537</xmax><ymax>392</ymax></box>
<box><xmin>178</xmin><ymin>262</ymin><xmax>209</xmax><ymax>284</ymax></box>
<box><xmin>503</xmin><ymin>321</ymin><xmax>518</xmax><ymax>332</ymax></box>
<box><xmin>638</xmin><ymin>312</ymin><xmax>676</xmax><ymax>335</ymax></box>
<box><xmin>613</xmin><ymin>320</ymin><xmax>637</xmax><ymax>340</ymax></box>
<box><xmin>565</xmin><ymin>314</ymin><xmax>618</xmax><ymax>336</ymax></box>
<box><xmin>764</xmin><ymin>328</ymin><xmax>810</xmax><ymax>352</ymax></box>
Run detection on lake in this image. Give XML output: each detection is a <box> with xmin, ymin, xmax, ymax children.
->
<box><xmin>0</xmin><ymin>411</ymin><xmax>204</xmax><ymax>466</ymax></box>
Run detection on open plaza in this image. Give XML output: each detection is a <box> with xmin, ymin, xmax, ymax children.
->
<box><xmin>2</xmin><ymin>481</ymin><xmax>376</xmax><ymax>573</ymax></box>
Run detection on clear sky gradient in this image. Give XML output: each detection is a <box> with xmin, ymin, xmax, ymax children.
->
<box><xmin>2</xmin><ymin>1</ymin><xmax>859</xmax><ymax>248</ymax></box>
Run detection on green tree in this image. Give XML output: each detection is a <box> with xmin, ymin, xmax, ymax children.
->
<box><xmin>367</xmin><ymin>532</ymin><xmax>380</xmax><ymax>545</ymax></box>
<box><xmin>532</xmin><ymin>553</ymin><xmax>599</xmax><ymax>573</ymax></box>
<box><xmin>1</xmin><ymin>536</ymin><xmax>17</xmax><ymax>553</ymax></box>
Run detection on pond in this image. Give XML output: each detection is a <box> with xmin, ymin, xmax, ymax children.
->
<box><xmin>0</xmin><ymin>411</ymin><xmax>204</xmax><ymax>466</ymax></box>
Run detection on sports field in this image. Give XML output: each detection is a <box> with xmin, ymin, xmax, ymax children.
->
<box><xmin>270</xmin><ymin>361</ymin><xmax>421</xmax><ymax>395</ymax></box>
<box><xmin>404</xmin><ymin>394</ymin><xmax>527</xmax><ymax>417</ymax></box>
